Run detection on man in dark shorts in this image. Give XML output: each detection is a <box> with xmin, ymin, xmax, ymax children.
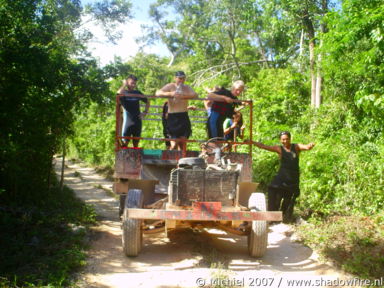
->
<box><xmin>117</xmin><ymin>74</ymin><xmax>150</xmax><ymax>148</ymax></box>
<box><xmin>156</xmin><ymin>71</ymin><xmax>197</xmax><ymax>150</ymax></box>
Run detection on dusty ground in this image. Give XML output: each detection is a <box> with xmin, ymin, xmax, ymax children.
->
<box><xmin>54</xmin><ymin>157</ymin><xmax>353</xmax><ymax>288</ymax></box>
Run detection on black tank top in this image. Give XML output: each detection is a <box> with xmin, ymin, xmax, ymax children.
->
<box><xmin>268</xmin><ymin>144</ymin><xmax>300</xmax><ymax>188</ymax></box>
<box><xmin>280</xmin><ymin>144</ymin><xmax>299</xmax><ymax>173</ymax></box>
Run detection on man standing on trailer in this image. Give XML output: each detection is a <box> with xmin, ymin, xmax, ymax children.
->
<box><xmin>117</xmin><ymin>74</ymin><xmax>150</xmax><ymax>148</ymax></box>
<box><xmin>156</xmin><ymin>71</ymin><xmax>198</xmax><ymax>151</ymax></box>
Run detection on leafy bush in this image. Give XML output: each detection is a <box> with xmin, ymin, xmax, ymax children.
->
<box><xmin>246</xmin><ymin>68</ymin><xmax>310</xmax><ymax>139</ymax></box>
<box><xmin>68</xmin><ymin>102</ymin><xmax>115</xmax><ymax>167</ymax></box>
<box><xmin>296</xmin><ymin>214</ymin><xmax>384</xmax><ymax>279</ymax></box>
<box><xmin>0</xmin><ymin>181</ymin><xmax>96</xmax><ymax>287</ymax></box>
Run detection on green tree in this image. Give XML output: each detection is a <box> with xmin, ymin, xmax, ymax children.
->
<box><xmin>321</xmin><ymin>0</ymin><xmax>384</xmax><ymax>123</ymax></box>
<box><xmin>141</xmin><ymin>0</ymin><xmax>265</xmax><ymax>83</ymax></box>
<box><xmin>0</xmin><ymin>0</ymin><xmax>133</xmax><ymax>202</ymax></box>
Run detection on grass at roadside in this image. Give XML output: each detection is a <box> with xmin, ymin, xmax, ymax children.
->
<box><xmin>0</xmin><ymin>181</ymin><xmax>96</xmax><ymax>287</ymax></box>
<box><xmin>295</xmin><ymin>213</ymin><xmax>384</xmax><ymax>280</ymax></box>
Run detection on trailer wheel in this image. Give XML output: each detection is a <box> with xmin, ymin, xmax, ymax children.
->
<box><xmin>178</xmin><ymin>157</ymin><xmax>206</xmax><ymax>169</ymax></box>
<box><xmin>122</xmin><ymin>189</ymin><xmax>143</xmax><ymax>257</ymax></box>
<box><xmin>248</xmin><ymin>192</ymin><xmax>268</xmax><ymax>257</ymax></box>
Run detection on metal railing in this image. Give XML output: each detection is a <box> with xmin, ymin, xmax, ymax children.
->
<box><xmin>115</xmin><ymin>94</ymin><xmax>253</xmax><ymax>157</ymax></box>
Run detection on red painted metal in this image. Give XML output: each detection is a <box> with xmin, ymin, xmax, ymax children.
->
<box><xmin>192</xmin><ymin>202</ymin><xmax>222</xmax><ymax>212</ymax></box>
<box><xmin>115</xmin><ymin>94</ymin><xmax>120</xmax><ymax>151</ymax></box>
<box><xmin>127</xmin><ymin>208</ymin><xmax>282</xmax><ymax>221</ymax></box>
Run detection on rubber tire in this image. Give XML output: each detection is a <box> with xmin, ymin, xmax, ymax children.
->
<box><xmin>122</xmin><ymin>189</ymin><xmax>143</xmax><ymax>257</ymax></box>
<box><xmin>248</xmin><ymin>192</ymin><xmax>268</xmax><ymax>257</ymax></box>
<box><xmin>178</xmin><ymin>157</ymin><xmax>206</xmax><ymax>168</ymax></box>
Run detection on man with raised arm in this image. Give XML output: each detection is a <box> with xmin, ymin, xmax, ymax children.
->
<box><xmin>117</xmin><ymin>74</ymin><xmax>150</xmax><ymax>148</ymax></box>
<box><xmin>155</xmin><ymin>71</ymin><xmax>198</xmax><ymax>151</ymax></box>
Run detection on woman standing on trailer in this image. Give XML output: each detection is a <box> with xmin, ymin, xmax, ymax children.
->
<box><xmin>254</xmin><ymin>132</ymin><xmax>315</xmax><ymax>223</ymax></box>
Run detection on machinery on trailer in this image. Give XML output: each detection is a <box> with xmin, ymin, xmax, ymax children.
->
<box><xmin>113</xmin><ymin>94</ymin><xmax>282</xmax><ymax>257</ymax></box>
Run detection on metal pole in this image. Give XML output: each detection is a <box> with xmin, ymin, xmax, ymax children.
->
<box><xmin>115</xmin><ymin>94</ymin><xmax>120</xmax><ymax>151</ymax></box>
<box><xmin>182</xmin><ymin>138</ymin><xmax>187</xmax><ymax>158</ymax></box>
<box><xmin>249</xmin><ymin>100</ymin><xmax>253</xmax><ymax>159</ymax></box>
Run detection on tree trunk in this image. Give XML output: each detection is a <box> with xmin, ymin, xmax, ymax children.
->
<box><xmin>303</xmin><ymin>12</ymin><xmax>317</xmax><ymax>107</ymax></box>
<box><xmin>309</xmin><ymin>40</ymin><xmax>317</xmax><ymax>107</ymax></box>
<box><xmin>167</xmin><ymin>51</ymin><xmax>176</xmax><ymax>67</ymax></box>
<box><xmin>315</xmin><ymin>66</ymin><xmax>322</xmax><ymax>108</ymax></box>
<box><xmin>314</xmin><ymin>0</ymin><xmax>328</xmax><ymax>107</ymax></box>
<box><xmin>299</xmin><ymin>29</ymin><xmax>305</xmax><ymax>57</ymax></box>
<box><xmin>255</xmin><ymin>30</ymin><xmax>269</xmax><ymax>68</ymax></box>
<box><xmin>60</xmin><ymin>138</ymin><xmax>66</xmax><ymax>191</ymax></box>
<box><xmin>228</xmin><ymin>32</ymin><xmax>241</xmax><ymax>77</ymax></box>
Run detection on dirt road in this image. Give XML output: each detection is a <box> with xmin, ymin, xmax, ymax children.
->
<box><xmin>55</xmin><ymin>158</ymin><xmax>352</xmax><ymax>288</ymax></box>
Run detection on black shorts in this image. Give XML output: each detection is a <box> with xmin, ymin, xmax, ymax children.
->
<box><xmin>124</xmin><ymin>122</ymin><xmax>142</xmax><ymax>137</ymax></box>
<box><xmin>122</xmin><ymin>114</ymin><xmax>142</xmax><ymax>138</ymax></box>
<box><xmin>167</xmin><ymin>112</ymin><xmax>191</xmax><ymax>139</ymax></box>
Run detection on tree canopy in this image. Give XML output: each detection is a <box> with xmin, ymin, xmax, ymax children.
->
<box><xmin>0</xmin><ymin>0</ymin><xmax>132</xmax><ymax>201</ymax></box>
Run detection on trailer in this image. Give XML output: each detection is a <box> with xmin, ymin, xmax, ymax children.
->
<box><xmin>113</xmin><ymin>94</ymin><xmax>282</xmax><ymax>257</ymax></box>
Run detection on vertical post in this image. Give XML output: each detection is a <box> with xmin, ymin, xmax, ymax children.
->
<box><xmin>249</xmin><ymin>100</ymin><xmax>253</xmax><ymax>159</ymax></box>
<box><xmin>234</xmin><ymin>129</ymin><xmax>237</xmax><ymax>152</ymax></box>
<box><xmin>115</xmin><ymin>94</ymin><xmax>120</xmax><ymax>151</ymax></box>
<box><xmin>182</xmin><ymin>138</ymin><xmax>187</xmax><ymax>158</ymax></box>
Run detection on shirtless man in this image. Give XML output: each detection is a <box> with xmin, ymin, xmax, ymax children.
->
<box><xmin>155</xmin><ymin>71</ymin><xmax>198</xmax><ymax>150</ymax></box>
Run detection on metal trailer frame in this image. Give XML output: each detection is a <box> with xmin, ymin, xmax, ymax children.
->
<box><xmin>114</xmin><ymin>93</ymin><xmax>282</xmax><ymax>258</ymax></box>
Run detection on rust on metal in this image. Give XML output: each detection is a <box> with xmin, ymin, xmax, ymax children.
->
<box><xmin>192</xmin><ymin>202</ymin><xmax>222</xmax><ymax>212</ymax></box>
<box><xmin>127</xmin><ymin>208</ymin><xmax>282</xmax><ymax>221</ymax></box>
<box><xmin>169</xmin><ymin>169</ymin><xmax>238</xmax><ymax>206</ymax></box>
<box><xmin>114</xmin><ymin>148</ymin><xmax>142</xmax><ymax>179</ymax></box>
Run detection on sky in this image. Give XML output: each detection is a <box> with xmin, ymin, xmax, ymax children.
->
<box><xmin>81</xmin><ymin>0</ymin><xmax>169</xmax><ymax>66</ymax></box>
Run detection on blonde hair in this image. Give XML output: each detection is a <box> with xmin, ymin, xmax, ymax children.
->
<box><xmin>232</xmin><ymin>80</ymin><xmax>245</xmax><ymax>90</ymax></box>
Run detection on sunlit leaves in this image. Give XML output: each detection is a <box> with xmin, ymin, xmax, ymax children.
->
<box><xmin>321</xmin><ymin>0</ymin><xmax>384</xmax><ymax>121</ymax></box>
